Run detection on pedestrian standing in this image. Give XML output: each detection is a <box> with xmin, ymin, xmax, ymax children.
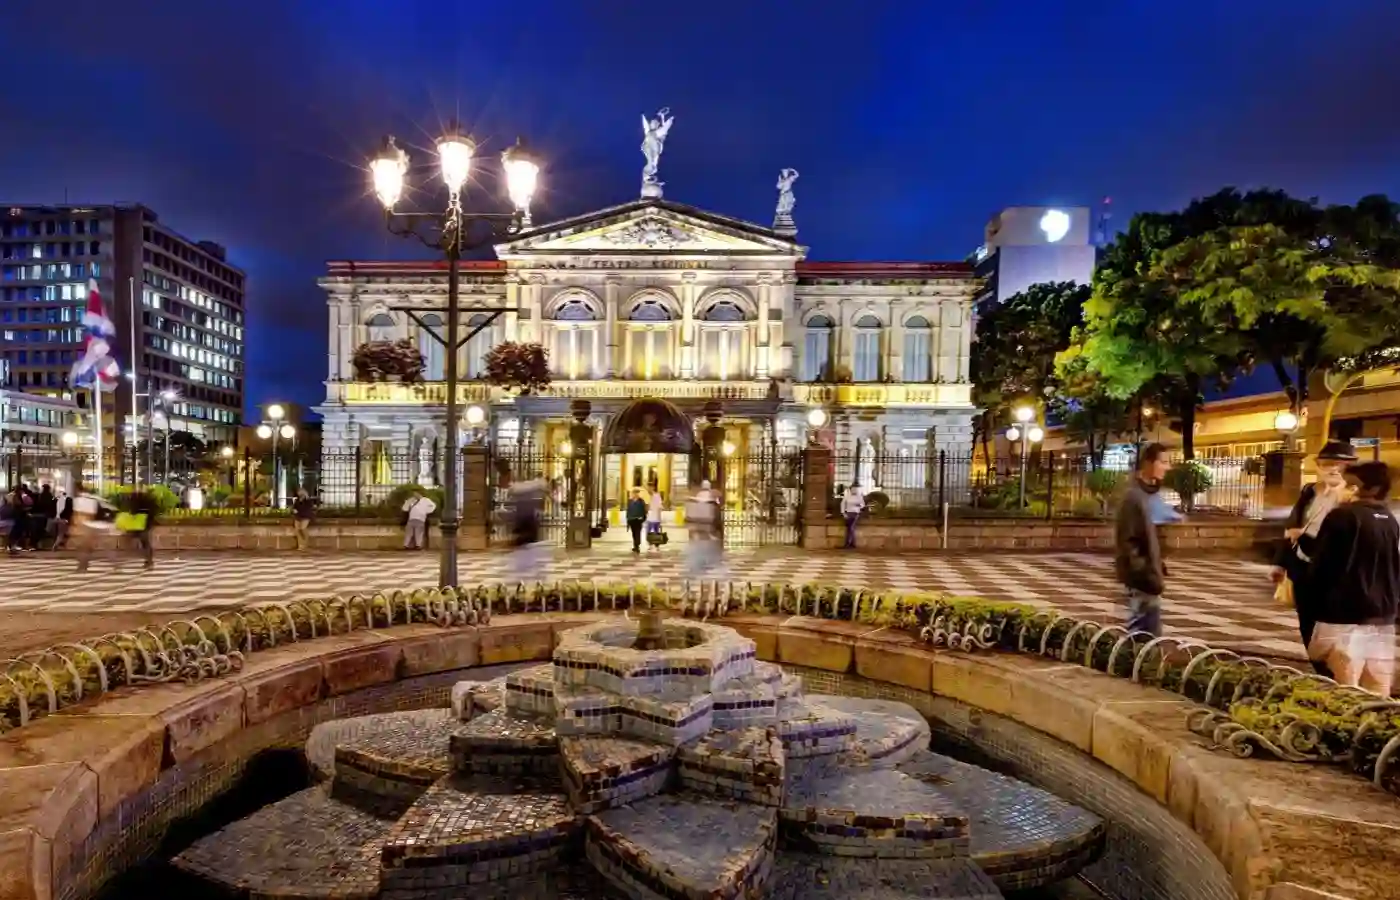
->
<box><xmin>31</xmin><ymin>484</ymin><xmax>56</xmax><ymax>550</ymax></box>
<box><xmin>53</xmin><ymin>491</ymin><xmax>73</xmax><ymax>549</ymax></box>
<box><xmin>626</xmin><ymin>488</ymin><xmax>647</xmax><ymax>554</ymax></box>
<box><xmin>1306</xmin><ymin>461</ymin><xmax>1399</xmax><ymax>695</ymax></box>
<box><xmin>646</xmin><ymin>489</ymin><xmax>664</xmax><ymax>551</ymax></box>
<box><xmin>509</xmin><ymin>475</ymin><xmax>546</xmax><ymax>583</ymax></box>
<box><xmin>1271</xmin><ymin>440</ymin><xmax>1356</xmax><ymax>675</ymax></box>
<box><xmin>5</xmin><ymin>485</ymin><xmax>32</xmax><ymax>553</ymax></box>
<box><xmin>684</xmin><ymin>480</ymin><xmax>722</xmax><ymax>582</ymax></box>
<box><xmin>841</xmin><ymin>482</ymin><xmax>865</xmax><ymax>549</ymax></box>
<box><xmin>1114</xmin><ymin>442</ymin><xmax>1171</xmax><ymax>635</ymax></box>
<box><xmin>401</xmin><ymin>490</ymin><xmax>436</xmax><ymax>550</ymax></box>
<box><xmin>291</xmin><ymin>489</ymin><xmax>316</xmax><ymax>551</ymax></box>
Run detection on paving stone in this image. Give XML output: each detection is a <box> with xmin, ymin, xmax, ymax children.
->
<box><xmin>897</xmin><ymin>750</ymin><xmax>1106</xmax><ymax>892</ymax></box>
<box><xmin>451</xmin><ymin>707</ymin><xmax>559</xmax><ymax>775</ymax></box>
<box><xmin>770</xmin><ymin>854</ymin><xmax>1004</xmax><ymax>899</ymax></box>
<box><xmin>380</xmin><ymin>773</ymin><xmax>581</xmax><ymax>893</ymax></box>
<box><xmin>587</xmin><ymin>792</ymin><xmax>777</xmax><ymax>899</ymax></box>
<box><xmin>677</xmin><ymin>726</ymin><xmax>785</xmax><ymax>806</ymax></box>
<box><xmin>172</xmin><ymin>784</ymin><xmax>394</xmax><ymax>899</ymax></box>
<box><xmin>559</xmin><ymin>735</ymin><xmax>675</xmax><ymax>814</ymax></box>
<box><xmin>807</xmin><ymin>695</ymin><xmax>931</xmax><ymax>767</ymax></box>
<box><xmin>782</xmin><ymin>766</ymin><xmax>971</xmax><ymax>859</ymax></box>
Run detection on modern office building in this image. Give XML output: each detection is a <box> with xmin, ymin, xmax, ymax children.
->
<box><xmin>972</xmin><ymin>206</ymin><xmax>1098</xmax><ymax>305</ymax></box>
<box><xmin>0</xmin><ymin>204</ymin><xmax>246</xmax><ymax>467</ymax></box>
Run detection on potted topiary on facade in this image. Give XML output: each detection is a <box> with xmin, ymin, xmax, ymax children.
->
<box><xmin>1163</xmin><ymin>459</ymin><xmax>1213</xmax><ymax>514</ymax></box>
<box><xmin>483</xmin><ymin>342</ymin><xmax>551</xmax><ymax>395</ymax></box>
<box><xmin>352</xmin><ymin>339</ymin><xmax>425</xmax><ymax>383</ymax></box>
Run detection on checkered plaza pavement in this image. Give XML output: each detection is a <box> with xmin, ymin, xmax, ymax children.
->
<box><xmin>0</xmin><ymin>547</ymin><xmax>1308</xmax><ymax>661</ymax></box>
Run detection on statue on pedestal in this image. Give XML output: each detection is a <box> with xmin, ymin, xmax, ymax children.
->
<box><xmin>773</xmin><ymin>168</ymin><xmax>799</xmax><ymax>233</ymax></box>
<box><xmin>640</xmin><ymin>108</ymin><xmax>674</xmax><ymax>198</ymax></box>
<box><xmin>416</xmin><ymin>435</ymin><xmax>435</xmax><ymax>487</ymax></box>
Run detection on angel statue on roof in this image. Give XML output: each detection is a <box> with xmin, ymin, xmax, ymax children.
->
<box><xmin>776</xmin><ymin>168</ymin><xmax>800</xmax><ymax>218</ymax></box>
<box><xmin>640</xmin><ymin>107</ymin><xmax>674</xmax><ymax>195</ymax></box>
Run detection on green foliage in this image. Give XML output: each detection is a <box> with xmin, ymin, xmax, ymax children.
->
<box><xmin>101</xmin><ymin>484</ymin><xmax>180</xmax><ymax>513</ymax></box>
<box><xmin>864</xmin><ymin>490</ymin><xmax>890</xmax><ymax>512</ymax></box>
<box><xmin>1163</xmin><ymin>460</ymin><xmax>1213</xmax><ymax>511</ymax></box>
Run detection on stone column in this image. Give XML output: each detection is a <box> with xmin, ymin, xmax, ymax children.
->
<box><xmin>799</xmin><ymin>442</ymin><xmax>832</xmax><ymax>549</ymax></box>
<box><xmin>755</xmin><ymin>273</ymin><xmax>771</xmax><ymax>379</ymax></box>
<box><xmin>604</xmin><ymin>275</ymin><xmax>620</xmax><ymax>377</ymax></box>
<box><xmin>504</xmin><ymin>274</ymin><xmax>521</xmax><ymax>342</ymax></box>
<box><xmin>680</xmin><ymin>272</ymin><xmax>697</xmax><ymax>379</ymax></box>
<box><xmin>566</xmin><ymin>399</ymin><xmax>594</xmax><ymax>550</ymax></box>
<box><xmin>701</xmin><ymin>400</ymin><xmax>726</xmax><ymax>543</ymax></box>
<box><xmin>887</xmin><ymin>298</ymin><xmax>904</xmax><ymax>383</ymax></box>
<box><xmin>776</xmin><ymin>272</ymin><xmax>795</xmax><ymax>377</ymax></box>
<box><xmin>459</xmin><ymin>444</ymin><xmax>490</xmax><ymax>550</ymax></box>
<box><xmin>957</xmin><ymin>300</ymin><xmax>972</xmax><ymax>382</ymax></box>
<box><xmin>838</xmin><ymin>301</ymin><xmax>855</xmax><ymax>377</ymax></box>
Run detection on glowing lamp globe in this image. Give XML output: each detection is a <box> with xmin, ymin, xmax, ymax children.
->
<box><xmin>369</xmin><ymin>137</ymin><xmax>409</xmax><ymax>210</ymax></box>
<box><xmin>436</xmin><ymin>126</ymin><xmax>476</xmax><ymax>193</ymax></box>
<box><xmin>1039</xmin><ymin>209</ymin><xmax>1071</xmax><ymax>243</ymax></box>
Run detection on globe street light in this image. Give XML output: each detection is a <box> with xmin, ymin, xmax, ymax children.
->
<box><xmin>805</xmin><ymin>407</ymin><xmax>828</xmax><ymax>444</ymax></box>
<box><xmin>1006</xmin><ymin>412</ymin><xmax>1045</xmax><ymax>510</ymax></box>
<box><xmin>256</xmin><ymin>406</ymin><xmax>296</xmax><ymax>508</ymax></box>
<box><xmin>368</xmin><ymin>126</ymin><xmax>540</xmax><ymax>590</ymax></box>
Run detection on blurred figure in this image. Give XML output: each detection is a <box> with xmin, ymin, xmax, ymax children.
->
<box><xmin>509</xmin><ymin>474</ymin><xmax>547</xmax><ymax>583</ymax></box>
<box><xmin>401</xmin><ymin>489</ymin><xmax>436</xmax><ymax>550</ymax></box>
<box><xmin>118</xmin><ymin>488</ymin><xmax>158</xmax><ymax>570</ymax></box>
<box><xmin>1307</xmin><ymin>461</ymin><xmax>1399</xmax><ymax>695</ymax></box>
<box><xmin>5</xmin><ymin>484</ymin><xmax>32</xmax><ymax>553</ymax></box>
<box><xmin>1271</xmin><ymin>440</ymin><xmax>1356</xmax><ymax>675</ymax></box>
<box><xmin>626</xmin><ymin>488</ymin><xmax>647</xmax><ymax>553</ymax></box>
<box><xmin>292</xmin><ymin>489</ymin><xmax>317</xmax><ymax>551</ymax></box>
<box><xmin>1115</xmin><ymin>443</ymin><xmax>1171</xmax><ymax>636</ymax></box>
<box><xmin>684</xmin><ymin>480</ymin><xmax>722</xmax><ymax>581</ymax></box>
<box><xmin>646</xmin><ymin>488</ymin><xmax>664</xmax><ymax>551</ymax></box>
<box><xmin>841</xmin><ymin>482</ymin><xmax>866</xmax><ymax>549</ymax></box>
<box><xmin>71</xmin><ymin>484</ymin><xmax>112</xmax><ymax>572</ymax></box>
<box><xmin>32</xmin><ymin>484</ymin><xmax>56</xmax><ymax>549</ymax></box>
<box><xmin>53</xmin><ymin>490</ymin><xmax>73</xmax><ymax>549</ymax></box>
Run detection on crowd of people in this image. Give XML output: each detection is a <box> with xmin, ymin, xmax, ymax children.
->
<box><xmin>0</xmin><ymin>483</ymin><xmax>73</xmax><ymax>552</ymax></box>
<box><xmin>1116</xmin><ymin>441</ymin><xmax>1399</xmax><ymax>696</ymax></box>
<box><xmin>0</xmin><ymin>481</ymin><xmax>159</xmax><ymax>569</ymax></box>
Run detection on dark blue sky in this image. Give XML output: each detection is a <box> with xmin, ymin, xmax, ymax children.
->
<box><xmin>3</xmin><ymin>1</ymin><xmax>1398</xmax><ymax>412</ymax></box>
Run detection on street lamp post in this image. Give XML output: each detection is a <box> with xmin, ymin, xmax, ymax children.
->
<box><xmin>368</xmin><ymin>127</ymin><xmax>540</xmax><ymax>590</ymax></box>
<box><xmin>1005</xmin><ymin>406</ymin><xmax>1045</xmax><ymax>510</ymax></box>
<box><xmin>255</xmin><ymin>404</ymin><xmax>295</xmax><ymax>508</ymax></box>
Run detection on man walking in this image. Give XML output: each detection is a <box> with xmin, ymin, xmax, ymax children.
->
<box><xmin>1115</xmin><ymin>443</ymin><xmax>1172</xmax><ymax>635</ymax></box>
<box><xmin>841</xmin><ymin>482</ymin><xmax>865</xmax><ymax>549</ymax></box>
<box><xmin>625</xmin><ymin>488</ymin><xmax>647</xmax><ymax>554</ymax></box>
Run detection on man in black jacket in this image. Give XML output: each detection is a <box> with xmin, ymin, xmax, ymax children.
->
<box><xmin>1306</xmin><ymin>461</ymin><xmax>1399</xmax><ymax>695</ymax></box>
<box><xmin>1115</xmin><ymin>443</ymin><xmax>1172</xmax><ymax>635</ymax></box>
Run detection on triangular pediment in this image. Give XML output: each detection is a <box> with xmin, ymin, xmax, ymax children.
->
<box><xmin>495</xmin><ymin>200</ymin><xmax>803</xmax><ymax>257</ymax></box>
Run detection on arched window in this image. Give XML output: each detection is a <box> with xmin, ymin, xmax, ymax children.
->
<box><xmin>853</xmin><ymin>314</ymin><xmax>882</xmax><ymax>383</ymax></box>
<box><xmin>902</xmin><ymin>314</ymin><xmax>931</xmax><ymax>382</ymax></box>
<box><xmin>699</xmin><ymin>299</ymin><xmax>748</xmax><ymax>380</ymax></box>
<box><xmin>464</xmin><ymin>314</ymin><xmax>493</xmax><ymax>378</ymax></box>
<box><xmin>629</xmin><ymin>299</ymin><xmax>673</xmax><ymax>321</ymax></box>
<box><xmin>802</xmin><ymin>314</ymin><xmax>834</xmax><ymax>381</ymax></box>
<box><xmin>366</xmin><ymin>313</ymin><xmax>394</xmax><ymax>343</ymax></box>
<box><xmin>419</xmin><ymin>313</ymin><xmax>444</xmax><ymax>380</ymax></box>
<box><xmin>626</xmin><ymin>296</ymin><xmax>674</xmax><ymax>378</ymax></box>
<box><xmin>553</xmin><ymin>299</ymin><xmax>598</xmax><ymax>380</ymax></box>
<box><xmin>703</xmin><ymin>300</ymin><xmax>746</xmax><ymax>322</ymax></box>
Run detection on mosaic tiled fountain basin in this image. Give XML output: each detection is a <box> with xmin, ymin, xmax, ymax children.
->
<box><xmin>174</xmin><ymin>616</ymin><xmax>1105</xmax><ymax>899</ymax></box>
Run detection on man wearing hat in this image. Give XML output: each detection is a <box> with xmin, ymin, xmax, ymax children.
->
<box><xmin>1271</xmin><ymin>440</ymin><xmax>1358</xmax><ymax>673</ymax></box>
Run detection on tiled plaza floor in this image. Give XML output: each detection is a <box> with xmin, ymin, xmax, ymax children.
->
<box><xmin>0</xmin><ymin>547</ymin><xmax>1307</xmax><ymax>661</ymax></box>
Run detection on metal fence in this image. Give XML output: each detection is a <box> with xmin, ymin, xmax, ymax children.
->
<box><xmin>830</xmin><ymin>451</ymin><xmax>1266</xmax><ymax>519</ymax></box>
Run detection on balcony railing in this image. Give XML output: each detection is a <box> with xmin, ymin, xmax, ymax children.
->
<box><xmin>326</xmin><ymin>380</ymin><xmax>972</xmax><ymax>408</ymax></box>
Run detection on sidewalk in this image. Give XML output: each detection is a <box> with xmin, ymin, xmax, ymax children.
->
<box><xmin>0</xmin><ymin>547</ymin><xmax>1300</xmax><ymax>662</ymax></box>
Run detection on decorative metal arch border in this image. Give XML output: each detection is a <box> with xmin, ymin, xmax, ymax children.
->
<box><xmin>4</xmin><ymin>579</ymin><xmax>1396</xmax><ymax>797</ymax></box>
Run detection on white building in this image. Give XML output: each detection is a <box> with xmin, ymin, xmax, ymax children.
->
<box><xmin>974</xmin><ymin>206</ymin><xmax>1097</xmax><ymax>305</ymax></box>
<box><xmin>315</xmin><ymin>197</ymin><xmax>979</xmax><ymax>510</ymax></box>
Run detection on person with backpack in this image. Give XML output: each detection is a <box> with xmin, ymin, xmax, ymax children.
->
<box><xmin>401</xmin><ymin>490</ymin><xmax>436</xmax><ymax>550</ymax></box>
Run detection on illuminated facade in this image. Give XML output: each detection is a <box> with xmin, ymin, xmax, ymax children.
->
<box><xmin>315</xmin><ymin>198</ymin><xmax>979</xmax><ymax>505</ymax></box>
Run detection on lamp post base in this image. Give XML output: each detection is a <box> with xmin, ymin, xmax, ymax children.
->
<box><xmin>438</xmin><ymin>518</ymin><xmax>459</xmax><ymax>590</ymax></box>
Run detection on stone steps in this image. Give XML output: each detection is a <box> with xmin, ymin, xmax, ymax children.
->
<box><xmin>781</xmin><ymin>766</ymin><xmax>971</xmax><ymax>859</ymax></box>
<box><xmin>770</xmin><ymin>854</ymin><xmax>1004</xmax><ymax>899</ymax></box>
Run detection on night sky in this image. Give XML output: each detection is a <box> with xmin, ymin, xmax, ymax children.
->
<box><xmin>3</xmin><ymin>1</ymin><xmax>1398</xmax><ymax>414</ymax></box>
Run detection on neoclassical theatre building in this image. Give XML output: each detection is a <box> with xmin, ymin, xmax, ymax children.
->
<box><xmin>316</xmin><ymin>195</ymin><xmax>978</xmax><ymax>510</ymax></box>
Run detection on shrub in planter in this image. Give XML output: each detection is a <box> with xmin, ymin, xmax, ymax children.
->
<box><xmin>101</xmin><ymin>484</ymin><xmax>180</xmax><ymax>513</ymax></box>
<box><xmin>484</xmin><ymin>342</ymin><xmax>551</xmax><ymax>395</ymax></box>
<box><xmin>352</xmin><ymin>339</ymin><xmax>425</xmax><ymax>383</ymax></box>
<box><xmin>1085</xmin><ymin>468</ymin><xmax>1125</xmax><ymax>514</ymax></box>
<box><xmin>864</xmin><ymin>490</ymin><xmax>890</xmax><ymax>513</ymax></box>
<box><xmin>1163</xmin><ymin>460</ymin><xmax>1213</xmax><ymax>512</ymax></box>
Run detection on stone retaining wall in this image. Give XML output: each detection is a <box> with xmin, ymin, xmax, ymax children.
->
<box><xmin>81</xmin><ymin>521</ymin><xmax>491</xmax><ymax>552</ymax></box>
<box><xmin>805</xmin><ymin>517</ymin><xmax>1282</xmax><ymax>554</ymax></box>
<box><xmin>0</xmin><ymin>613</ymin><xmax>1388</xmax><ymax>900</ymax></box>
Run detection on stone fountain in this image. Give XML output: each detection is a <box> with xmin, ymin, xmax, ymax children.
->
<box><xmin>173</xmin><ymin>618</ymin><xmax>1105</xmax><ymax>898</ymax></box>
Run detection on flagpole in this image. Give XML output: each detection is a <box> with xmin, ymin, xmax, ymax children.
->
<box><xmin>92</xmin><ymin>385</ymin><xmax>104</xmax><ymax>493</ymax></box>
<box><xmin>127</xmin><ymin>276</ymin><xmax>139</xmax><ymax>486</ymax></box>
